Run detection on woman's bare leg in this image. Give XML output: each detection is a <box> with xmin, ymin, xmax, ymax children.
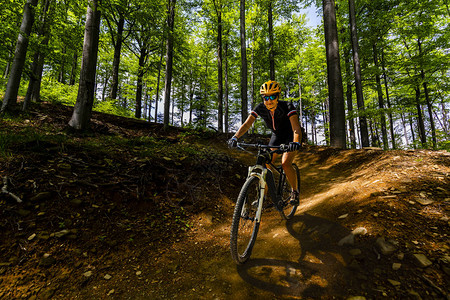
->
<box><xmin>281</xmin><ymin>151</ymin><xmax>298</xmax><ymax>191</ymax></box>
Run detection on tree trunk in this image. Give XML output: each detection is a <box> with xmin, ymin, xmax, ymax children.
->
<box><xmin>154</xmin><ymin>41</ymin><xmax>165</xmax><ymax>122</ymax></box>
<box><xmin>69</xmin><ymin>52</ymin><xmax>78</xmax><ymax>85</ymax></box>
<box><xmin>381</xmin><ymin>48</ymin><xmax>396</xmax><ymax>149</ymax></box>
<box><xmin>348</xmin><ymin>0</ymin><xmax>369</xmax><ymax>147</ymax></box>
<box><xmin>268</xmin><ymin>0</ymin><xmax>275</xmax><ymax>80</ymax></box>
<box><xmin>23</xmin><ymin>0</ymin><xmax>53</xmax><ymax>111</ymax></box>
<box><xmin>418</xmin><ymin>43</ymin><xmax>437</xmax><ymax>149</ymax></box>
<box><xmin>323</xmin><ymin>100</ymin><xmax>330</xmax><ymax>145</ymax></box>
<box><xmin>109</xmin><ymin>16</ymin><xmax>125</xmax><ymax>100</ymax></box>
<box><xmin>323</xmin><ymin>0</ymin><xmax>346</xmax><ymax>148</ymax></box>
<box><xmin>101</xmin><ymin>72</ymin><xmax>109</xmax><ymax>101</ymax></box>
<box><xmin>414</xmin><ymin>87</ymin><xmax>426</xmax><ymax>147</ymax></box>
<box><xmin>409</xmin><ymin>112</ymin><xmax>416</xmax><ymax>148</ymax></box>
<box><xmin>200</xmin><ymin>59</ymin><xmax>209</xmax><ymax>128</ymax></box>
<box><xmin>250</xmin><ymin>25</ymin><xmax>255</xmax><ymax>134</ymax></box>
<box><xmin>296</xmin><ymin>64</ymin><xmax>303</xmax><ymax>125</ymax></box>
<box><xmin>171</xmin><ymin>84</ymin><xmax>175</xmax><ymax>125</ymax></box>
<box><xmin>163</xmin><ymin>0</ymin><xmax>176</xmax><ymax>129</ymax></box>
<box><xmin>189</xmin><ymin>77</ymin><xmax>195</xmax><ymax>126</ymax></box>
<box><xmin>344</xmin><ymin>45</ymin><xmax>356</xmax><ymax>148</ymax></box>
<box><xmin>224</xmin><ymin>42</ymin><xmax>229</xmax><ymax>133</ymax></box>
<box><xmin>58</xmin><ymin>46</ymin><xmax>66</xmax><ymax>84</ymax></box>
<box><xmin>215</xmin><ymin>3</ymin><xmax>223</xmax><ymax>133</ymax></box>
<box><xmin>372</xmin><ymin>41</ymin><xmax>388</xmax><ymax>150</ymax></box>
<box><xmin>239</xmin><ymin>0</ymin><xmax>248</xmax><ymax>123</ymax></box>
<box><xmin>180</xmin><ymin>77</ymin><xmax>185</xmax><ymax>127</ymax></box>
<box><xmin>400</xmin><ymin>112</ymin><xmax>409</xmax><ymax>147</ymax></box>
<box><xmin>3</xmin><ymin>45</ymin><xmax>13</xmax><ymax>79</ymax></box>
<box><xmin>1</xmin><ymin>0</ymin><xmax>39</xmax><ymax>113</ymax></box>
<box><xmin>68</xmin><ymin>0</ymin><xmax>101</xmax><ymax>130</ymax></box>
<box><xmin>135</xmin><ymin>48</ymin><xmax>146</xmax><ymax>119</ymax></box>
<box><xmin>440</xmin><ymin>95</ymin><xmax>448</xmax><ymax>135</ymax></box>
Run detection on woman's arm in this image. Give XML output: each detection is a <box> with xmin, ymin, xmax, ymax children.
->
<box><xmin>233</xmin><ymin>115</ymin><xmax>256</xmax><ymax>139</ymax></box>
<box><xmin>289</xmin><ymin>115</ymin><xmax>302</xmax><ymax>143</ymax></box>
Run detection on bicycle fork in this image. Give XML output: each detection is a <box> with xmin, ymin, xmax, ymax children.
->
<box><xmin>243</xmin><ymin>165</ymin><xmax>278</xmax><ymax>222</ymax></box>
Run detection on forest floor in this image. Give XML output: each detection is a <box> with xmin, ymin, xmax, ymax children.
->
<box><xmin>0</xmin><ymin>102</ymin><xmax>449</xmax><ymax>299</ymax></box>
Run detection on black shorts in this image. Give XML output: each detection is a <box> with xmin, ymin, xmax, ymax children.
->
<box><xmin>269</xmin><ymin>131</ymin><xmax>293</xmax><ymax>146</ymax></box>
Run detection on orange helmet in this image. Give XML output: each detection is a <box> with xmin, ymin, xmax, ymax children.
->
<box><xmin>260</xmin><ymin>80</ymin><xmax>281</xmax><ymax>96</ymax></box>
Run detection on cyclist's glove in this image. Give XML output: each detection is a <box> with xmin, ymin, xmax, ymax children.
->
<box><xmin>228</xmin><ymin>136</ymin><xmax>238</xmax><ymax>149</ymax></box>
<box><xmin>288</xmin><ymin>142</ymin><xmax>301</xmax><ymax>152</ymax></box>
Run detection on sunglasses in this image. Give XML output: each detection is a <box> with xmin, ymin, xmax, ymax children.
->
<box><xmin>263</xmin><ymin>94</ymin><xmax>278</xmax><ymax>101</ymax></box>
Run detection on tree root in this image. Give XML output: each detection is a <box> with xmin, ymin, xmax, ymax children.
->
<box><xmin>1</xmin><ymin>176</ymin><xmax>23</xmax><ymax>203</ymax></box>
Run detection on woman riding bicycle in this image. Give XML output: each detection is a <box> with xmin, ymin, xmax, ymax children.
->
<box><xmin>228</xmin><ymin>80</ymin><xmax>302</xmax><ymax>205</ymax></box>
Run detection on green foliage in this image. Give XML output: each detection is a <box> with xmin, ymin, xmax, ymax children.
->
<box><xmin>94</xmin><ymin>98</ymin><xmax>134</xmax><ymax>118</ymax></box>
<box><xmin>40</xmin><ymin>77</ymin><xmax>77</xmax><ymax>105</ymax></box>
<box><xmin>1</xmin><ymin>0</ymin><xmax>447</xmax><ymax>151</ymax></box>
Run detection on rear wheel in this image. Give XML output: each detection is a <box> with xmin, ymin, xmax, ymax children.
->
<box><xmin>279</xmin><ymin>164</ymin><xmax>300</xmax><ymax>220</ymax></box>
<box><xmin>230</xmin><ymin>176</ymin><xmax>261</xmax><ymax>264</ymax></box>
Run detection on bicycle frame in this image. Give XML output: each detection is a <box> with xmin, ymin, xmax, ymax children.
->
<box><xmin>242</xmin><ymin>146</ymin><xmax>285</xmax><ymax>222</ymax></box>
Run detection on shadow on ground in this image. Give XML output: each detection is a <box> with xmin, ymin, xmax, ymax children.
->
<box><xmin>236</xmin><ymin>214</ymin><xmax>355</xmax><ymax>298</ymax></box>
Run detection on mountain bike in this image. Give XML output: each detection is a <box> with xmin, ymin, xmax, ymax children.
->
<box><xmin>230</xmin><ymin>142</ymin><xmax>300</xmax><ymax>264</ymax></box>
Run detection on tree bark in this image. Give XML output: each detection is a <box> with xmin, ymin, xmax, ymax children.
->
<box><xmin>239</xmin><ymin>0</ymin><xmax>248</xmax><ymax>123</ymax></box>
<box><xmin>3</xmin><ymin>46</ymin><xmax>13</xmax><ymax>79</ymax></box>
<box><xmin>414</xmin><ymin>87</ymin><xmax>426</xmax><ymax>147</ymax></box>
<box><xmin>348</xmin><ymin>0</ymin><xmax>369</xmax><ymax>147</ymax></box>
<box><xmin>58</xmin><ymin>46</ymin><xmax>66</xmax><ymax>84</ymax></box>
<box><xmin>323</xmin><ymin>0</ymin><xmax>346</xmax><ymax>148</ymax></box>
<box><xmin>418</xmin><ymin>40</ymin><xmax>437</xmax><ymax>149</ymax></box>
<box><xmin>163</xmin><ymin>0</ymin><xmax>176</xmax><ymax>129</ymax></box>
<box><xmin>224</xmin><ymin>42</ymin><xmax>229</xmax><ymax>133</ymax></box>
<box><xmin>69</xmin><ymin>52</ymin><xmax>78</xmax><ymax>85</ymax></box>
<box><xmin>372</xmin><ymin>41</ymin><xmax>388</xmax><ymax>149</ymax></box>
<box><xmin>268</xmin><ymin>0</ymin><xmax>275</xmax><ymax>80</ymax></box>
<box><xmin>214</xmin><ymin>1</ymin><xmax>223</xmax><ymax>133</ymax></box>
<box><xmin>400</xmin><ymin>112</ymin><xmax>409</xmax><ymax>147</ymax></box>
<box><xmin>109</xmin><ymin>17</ymin><xmax>125</xmax><ymax>100</ymax></box>
<box><xmin>135</xmin><ymin>48</ymin><xmax>147</xmax><ymax>119</ymax></box>
<box><xmin>68</xmin><ymin>0</ymin><xmax>102</xmax><ymax>130</ymax></box>
<box><xmin>1</xmin><ymin>0</ymin><xmax>39</xmax><ymax>113</ymax></box>
<box><xmin>381</xmin><ymin>48</ymin><xmax>396</xmax><ymax>149</ymax></box>
<box><xmin>23</xmin><ymin>0</ymin><xmax>53</xmax><ymax>111</ymax></box>
<box><xmin>296</xmin><ymin>64</ymin><xmax>303</xmax><ymax>125</ymax></box>
<box><xmin>344</xmin><ymin>44</ymin><xmax>356</xmax><ymax>148</ymax></box>
<box><xmin>154</xmin><ymin>41</ymin><xmax>165</xmax><ymax>122</ymax></box>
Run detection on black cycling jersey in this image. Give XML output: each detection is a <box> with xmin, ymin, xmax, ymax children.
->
<box><xmin>250</xmin><ymin>101</ymin><xmax>298</xmax><ymax>145</ymax></box>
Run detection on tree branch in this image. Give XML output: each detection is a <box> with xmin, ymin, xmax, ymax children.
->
<box><xmin>1</xmin><ymin>176</ymin><xmax>23</xmax><ymax>203</ymax></box>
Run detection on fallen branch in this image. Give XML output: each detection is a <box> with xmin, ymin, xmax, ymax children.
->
<box><xmin>1</xmin><ymin>176</ymin><xmax>23</xmax><ymax>203</ymax></box>
<box><xmin>421</xmin><ymin>275</ymin><xmax>448</xmax><ymax>299</ymax></box>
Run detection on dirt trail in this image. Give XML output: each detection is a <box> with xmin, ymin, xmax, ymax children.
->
<box><xmin>0</xmin><ymin>104</ymin><xmax>449</xmax><ymax>299</ymax></box>
<box><xmin>129</xmin><ymin>146</ymin><xmax>449</xmax><ymax>299</ymax></box>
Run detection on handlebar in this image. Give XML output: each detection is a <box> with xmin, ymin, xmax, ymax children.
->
<box><xmin>236</xmin><ymin>142</ymin><xmax>289</xmax><ymax>154</ymax></box>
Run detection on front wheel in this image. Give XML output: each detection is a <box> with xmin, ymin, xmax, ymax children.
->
<box><xmin>279</xmin><ymin>164</ymin><xmax>300</xmax><ymax>220</ymax></box>
<box><xmin>230</xmin><ymin>175</ymin><xmax>262</xmax><ymax>264</ymax></box>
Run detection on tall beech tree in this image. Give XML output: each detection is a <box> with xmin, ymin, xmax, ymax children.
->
<box><xmin>372</xmin><ymin>40</ymin><xmax>388</xmax><ymax>149</ymax></box>
<box><xmin>268</xmin><ymin>0</ymin><xmax>275</xmax><ymax>80</ymax></box>
<box><xmin>212</xmin><ymin>0</ymin><xmax>224</xmax><ymax>132</ymax></box>
<box><xmin>347</xmin><ymin>0</ymin><xmax>369</xmax><ymax>147</ymax></box>
<box><xmin>163</xmin><ymin>0</ymin><xmax>176</xmax><ymax>129</ymax></box>
<box><xmin>323</xmin><ymin>0</ymin><xmax>346</xmax><ymax>148</ymax></box>
<box><xmin>1</xmin><ymin>0</ymin><xmax>39</xmax><ymax>113</ymax></box>
<box><xmin>239</xmin><ymin>0</ymin><xmax>248</xmax><ymax>123</ymax></box>
<box><xmin>68</xmin><ymin>0</ymin><xmax>102</xmax><ymax>130</ymax></box>
<box><xmin>23</xmin><ymin>0</ymin><xmax>54</xmax><ymax>111</ymax></box>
